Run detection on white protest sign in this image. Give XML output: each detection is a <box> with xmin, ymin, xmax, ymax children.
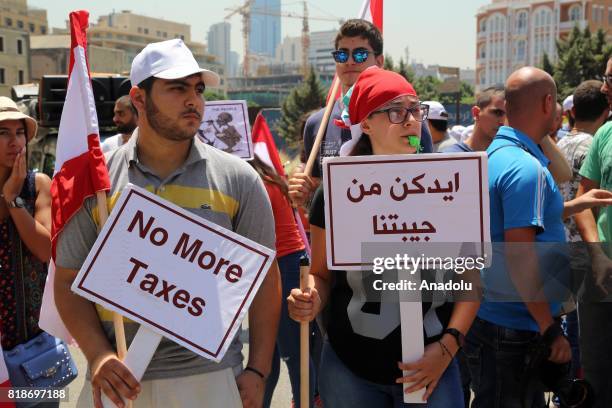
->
<box><xmin>322</xmin><ymin>152</ymin><xmax>490</xmax><ymax>403</ymax></box>
<box><xmin>322</xmin><ymin>153</ymin><xmax>490</xmax><ymax>270</ymax></box>
<box><xmin>71</xmin><ymin>183</ymin><xmax>275</xmax><ymax>362</ymax></box>
<box><xmin>197</xmin><ymin>100</ymin><xmax>253</xmax><ymax>159</ymax></box>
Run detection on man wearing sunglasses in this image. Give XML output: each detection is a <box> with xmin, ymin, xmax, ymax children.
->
<box><xmin>574</xmin><ymin>57</ymin><xmax>612</xmax><ymax>408</ymax></box>
<box><xmin>289</xmin><ymin>19</ymin><xmax>433</xmax><ymax>206</ymax></box>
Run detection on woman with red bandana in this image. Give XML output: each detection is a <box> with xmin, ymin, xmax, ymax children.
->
<box><xmin>288</xmin><ymin>67</ymin><xmax>479</xmax><ymax>407</ymax></box>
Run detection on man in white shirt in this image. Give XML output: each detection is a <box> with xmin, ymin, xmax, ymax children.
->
<box><xmin>101</xmin><ymin>95</ymin><xmax>138</xmax><ymax>153</ymax></box>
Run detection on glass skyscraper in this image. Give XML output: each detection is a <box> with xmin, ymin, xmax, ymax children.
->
<box><xmin>249</xmin><ymin>0</ymin><xmax>281</xmax><ymax>57</ymax></box>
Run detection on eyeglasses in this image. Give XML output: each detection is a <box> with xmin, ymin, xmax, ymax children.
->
<box><xmin>331</xmin><ymin>48</ymin><xmax>372</xmax><ymax>64</ymax></box>
<box><xmin>372</xmin><ymin>104</ymin><xmax>430</xmax><ymax>124</ymax></box>
<box><xmin>599</xmin><ymin>74</ymin><xmax>612</xmax><ymax>87</ymax></box>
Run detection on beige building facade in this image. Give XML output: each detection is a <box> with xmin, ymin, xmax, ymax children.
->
<box><xmin>30</xmin><ymin>35</ymin><xmax>126</xmax><ymax>80</ymax></box>
<box><xmin>0</xmin><ymin>27</ymin><xmax>29</xmax><ymax>96</ymax></box>
<box><xmin>0</xmin><ymin>0</ymin><xmax>49</xmax><ymax>95</ymax></box>
<box><xmin>86</xmin><ymin>10</ymin><xmax>225</xmax><ymax>89</ymax></box>
<box><xmin>0</xmin><ymin>0</ymin><xmax>47</xmax><ymax>35</ymax></box>
<box><xmin>476</xmin><ymin>0</ymin><xmax>612</xmax><ymax>90</ymax></box>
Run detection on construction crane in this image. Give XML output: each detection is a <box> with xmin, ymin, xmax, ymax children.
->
<box><xmin>225</xmin><ymin>1</ymin><xmax>342</xmax><ymax>77</ymax></box>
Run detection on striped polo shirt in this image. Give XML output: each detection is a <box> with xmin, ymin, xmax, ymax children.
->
<box><xmin>56</xmin><ymin>129</ymin><xmax>275</xmax><ymax>380</ymax></box>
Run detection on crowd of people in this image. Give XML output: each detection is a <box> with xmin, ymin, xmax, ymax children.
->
<box><xmin>0</xmin><ymin>16</ymin><xmax>611</xmax><ymax>408</ymax></box>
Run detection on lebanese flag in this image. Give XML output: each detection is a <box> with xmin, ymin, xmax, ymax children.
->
<box><xmin>50</xmin><ymin>10</ymin><xmax>110</xmax><ymax>252</ymax></box>
<box><xmin>40</xmin><ymin>10</ymin><xmax>110</xmax><ymax>344</ymax></box>
<box><xmin>0</xmin><ymin>342</ymin><xmax>15</xmax><ymax>408</ymax></box>
<box><xmin>326</xmin><ymin>0</ymin><xmax>383</xmax><ymax>102</ymax></box>
<box><xmin>252</xmin><ymin>113</ymin><xmax>285</xmax><ymax>177</ymax></box>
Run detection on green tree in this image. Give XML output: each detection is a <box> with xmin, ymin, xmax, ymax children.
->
<box><xmin>551</xmin><ymin>27</ymin><xmax>612</xmax><ymax>98</ymax></box>
<box><xmin>383</xmin><ymin>53</ymin><xmax>395</xmax><ymax>71</ymax></box>
<box><xmin>396</xmin><ymin>58</ymin><xmax>415</xmax><ymax>82</ymax></box>
<box><xmin>413</xmin><ymin>76</ymin><xmax>442</xmax><ymax>101</ymax></box>
<box><xmin>541</xmin><ymin>53</ymin><xmax>555</xmax><ymax>76</ymax></box>
<box><xmin>277</xmin><ymin>68</ymin><xmax>324</xmax><ymax>146</ymax></box>
<box><xmin>204</xmin><ymin>89</ymin><xmax>227</xmax><ymax>101</ymax></box>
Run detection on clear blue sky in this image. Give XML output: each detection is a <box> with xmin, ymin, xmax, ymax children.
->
<box><xmin>29</xmin><ymin>0</ymin><xmax>486</xmax><ymax>69</ymax></box>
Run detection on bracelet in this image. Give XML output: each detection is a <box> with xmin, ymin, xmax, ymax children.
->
<box><xmin>438</xmin><ymin>340</ymin><xmax>453</xmax><ymax>360</ymax></box>
<box><xmin>245</xmin><ymin>366</ymin><xmax>266</xmax><ymax>380</ymax></box>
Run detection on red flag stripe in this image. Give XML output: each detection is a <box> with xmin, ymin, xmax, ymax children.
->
<box><xmin>370</xmin><ymin>0</ymin><xmax>383</xmax><ymax>30</ymax></box>
<box><xmin>68</xmin><ymin>10</ymin><xmax>89</xmax><ymax>80</ymax></box>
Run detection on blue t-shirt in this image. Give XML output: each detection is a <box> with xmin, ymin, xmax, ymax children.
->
<box><xmin>303</xmin><ymin>101</ymin><xmax>433</xmax><ymax>177</ymax></box>
<box><xmin>439</xmin><ymin>142</ymin><xmax>473</xmax><ymax>153</ymax></box>
<box><xmin>478</xmin><ymin>126</ymin><xmax>566</xmax><ymax>332</ymax></box>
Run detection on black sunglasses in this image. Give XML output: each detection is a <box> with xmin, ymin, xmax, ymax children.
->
<box><xmin>331</xmin><ymin>48</ymin><xmax>372</xmax><ymax>64</ymax></box>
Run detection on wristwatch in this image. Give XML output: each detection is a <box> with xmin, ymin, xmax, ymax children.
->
<box><xmin>3</xmin><ymin>195</ymin><xmax>25</xmax><ymax>209</ymax></box>
<box><xmin>442</xmin><ymin>328</ymin><xmax>466</xmax><ymax>349</ymax></box>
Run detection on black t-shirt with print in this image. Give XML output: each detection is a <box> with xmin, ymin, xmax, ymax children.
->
<box><xmin>309</xmin><ymin>185</ymin><xmax>453</xmax><ymax>385</ymax></box>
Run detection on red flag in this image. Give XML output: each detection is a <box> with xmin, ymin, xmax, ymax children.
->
<box><xmin>50</xmin><ymin>10</ymin><xmax>110</xmax><ymax>255</ymax></box>
<box><xmin>326</xmin><ymin>0</ymin><xmax>384</xmax><ymax>102</ymax></box>
<box><xmin>0</xmin><ymin>340</ymin><xmax>15</xmax><ymax>408</ymax></box>
<box><xmin>252</xmin><ymin>113</ymin><xmax>285</xmax><ymax>177</ymax></box>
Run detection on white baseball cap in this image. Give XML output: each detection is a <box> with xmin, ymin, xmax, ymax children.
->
<box><xmin>563</xmin><ymin>95</ymin><xmax>573</xmax><ymax>112</ymax></box>
<box><xmin>130</xmin><ymin>39</ymin><xmax>220</xmax><ymax>87</ymax></box>
<box><xmin>423</xmin><ymin>101</ymin><xmax>449</xmax><ymax>121</ymax></box>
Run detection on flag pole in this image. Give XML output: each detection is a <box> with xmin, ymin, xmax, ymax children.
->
<box><xmin>299</xmin><ymin>256</ymin><xmax>311</xmax><ymax>408</ymax></box>
<box><xmin>304</xmin><ymin>78</ymin><xmax>341</xmax><ymax>176</ymax></box>
<box><xmin>297</xmin><ymin>66</ymin><xmax>339</xmax><ymax>408</ymax></box>
<box><xmin>95</xmin><ymin>191</ymin><xmax>131</xmax><ymax>408</ymax></box>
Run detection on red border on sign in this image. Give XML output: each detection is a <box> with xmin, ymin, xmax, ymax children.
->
<box><xmin>75</xmin><ymin>188</ymin><xmax>271</xmax><ymax>358</ymax></box>
<box><xmin>325</xmin><ymin>156</ymin><xmax>486</xmax><ymax>268</ymax></box>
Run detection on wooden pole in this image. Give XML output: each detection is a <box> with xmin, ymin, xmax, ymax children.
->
<box><xmin>304</xmin><ymin>78</ymin><xmax>341</xmax><ymax>176</ymax></box>
<box><xmin>96</xmin><ymin>191</ymin><xmax>131</xmax><ymax>408</ymax></box>
<box><xmin>299</xmin><ymin>256</ymin><xmax>311</xmax><ymax>408</ymax></box>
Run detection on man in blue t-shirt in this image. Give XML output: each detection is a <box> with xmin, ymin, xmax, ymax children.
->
<box><xmin>289</xmin><ymin>19</ymin><xmax>432</xmax><ymax>206</ymax></box>
<box><xmin>466</xmin><ymin>67</ymin><xmax>571</xmax><ymax>408</ymax></box>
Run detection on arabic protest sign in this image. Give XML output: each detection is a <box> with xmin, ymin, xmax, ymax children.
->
<box><xmin>323</xmin><ymin>153</ymin><xmax>490</xmax><ymax>403</ymax></box>
<box><xmin>197</xmin><ymin>100</ymin><xmax>253</xmax><ymax>160</ymax></box>
<box><xmin>71</xmin><ymin>184</ymin><xmax>275</xmax><ymax>362</ymax></box>
<box><xmin>323</xmin><ymin>153</ymin><xmax>490</xmax><ymax>270</ymax></box>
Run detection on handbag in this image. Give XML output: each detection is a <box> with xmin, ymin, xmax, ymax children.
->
<box><xmin>2</xmin><ymin>331</ymin><xmax>78</xmax><ymax>389</ymax></box>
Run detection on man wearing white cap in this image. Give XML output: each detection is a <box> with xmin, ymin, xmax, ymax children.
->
<box><xmin>55</xmin><ymin>39</ymin><xmax>281</xmax><ymax>408</ymax></box>
<box><xmin>423</xmin><ymin>101</ymin><xmax>457</xmax><ymax>152</ymax></box>
<box><xmin>557</xmin><ymin>94</ymin><xmax>575</xmax><ymax>140</ymax></box>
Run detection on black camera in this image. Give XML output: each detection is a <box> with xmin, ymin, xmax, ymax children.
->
<box><xmin>522</xmin><ymin>321</ymin><xmax>593</xmax><ymax>408</ymax></box>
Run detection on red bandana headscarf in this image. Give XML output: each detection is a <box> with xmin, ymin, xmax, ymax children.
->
<box><xmin>337</xmin><ymin>66</ymin><xmax>419</xmax><ymax>155</ymax></box>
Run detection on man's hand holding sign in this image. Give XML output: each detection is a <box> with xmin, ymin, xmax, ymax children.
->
<box><xmin>58</xmin><ymin>185</ymin><xmax>276</xmax><ymax>407</ymax></box>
